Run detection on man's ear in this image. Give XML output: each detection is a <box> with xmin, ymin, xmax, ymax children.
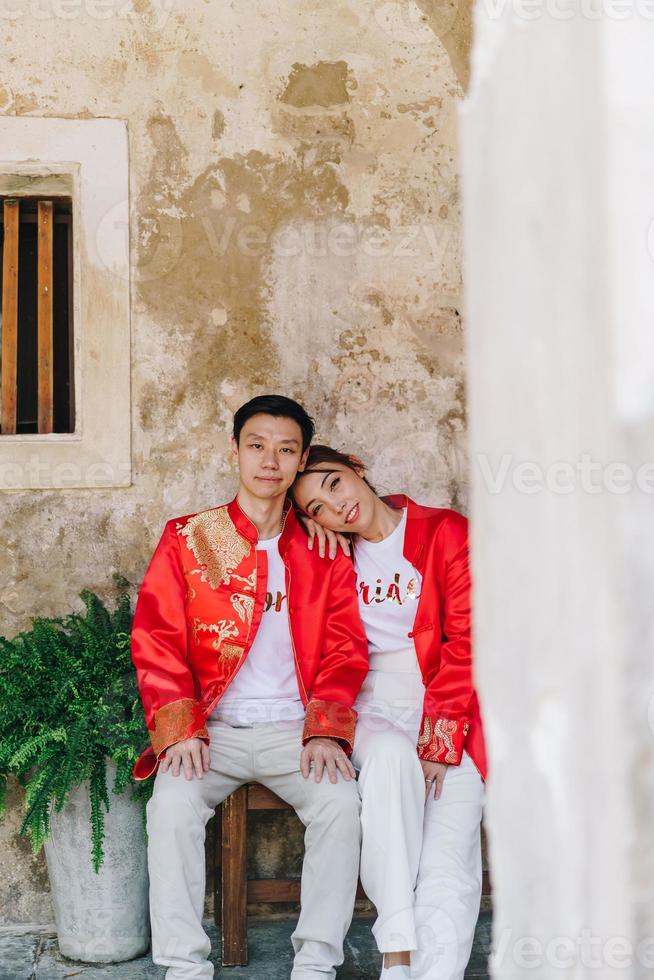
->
<box><xmin>230</xmin><ymin>436</ymin><xmax>239</xmax><ymax>462</ymax></box>
<box><xmin>297</xmin><ymin>448</ymin><xmax>309</xmax><ymax>473</ymax></box>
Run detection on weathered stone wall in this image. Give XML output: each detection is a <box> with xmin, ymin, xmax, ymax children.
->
<box><xmin>0</xmin><ymin>1</ymin><xmax>472</xmax><ymax>922</ymax></box>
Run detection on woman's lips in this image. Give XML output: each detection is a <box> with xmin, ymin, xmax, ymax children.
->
<box><xmin>344</xmin><ymin>503</ymin><xmax>359</xmax><ymax>525</ymax></box>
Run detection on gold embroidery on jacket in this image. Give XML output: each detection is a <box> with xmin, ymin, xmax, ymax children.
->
<box><xmin>418</xmin><ymin>717</ymin><xmax>459</xmax><ymax>764</ymax></box>
<box><xmin>231</xmin><ymin>569</ymin><xmax>256</xmax><ymax>590</ymax></box>
<box><xmin>151</xmin><ymin>698</ymin><xmax>203</xmax><ymax>757</ymax></box>
<box><xmin>192</xmin><ymin>617</ymin><xmax>239</xmax><ymax>648</ymax></box>
<box><xmin>218</xmin><ymin>642</ymin><xmax>244</xmax><ymax>662</ymax></box>
<box><xmin>180</xmin><ymin>507</ymin><xmax>251</xmax><ymax>589</ymax></box>
<box><xmin>184</xmin><ymin>572</ymin><xmax>197</xmax><ymax>603</ymax></box>
<box><xmin>231</xmin><ymin>592</ymin><xmax>254</xmax><ymax>624</ymax></box>
<box><xmin>303</xmin><ymin>699</ymin><xmax>356</xmax><ymax>751</ymax></box>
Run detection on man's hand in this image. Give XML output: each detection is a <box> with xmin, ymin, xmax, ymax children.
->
<box><xmin>421</xmin><ymin>759</ymin><xmax>449</xmax><ymax>801</ymax></box>
<box><xmin>160</xmin><ymin>736</ymin><xmax>211</xmax><ymax>780</ymax></box>
<box><xmin>298</xmin><ymin>515</ymin><xmax>351</xmax><ymax>559</ymax></box>
<box><xmin>300</xmin><ymin>737</ymin><xmax>356</xmax><ymax>783</ymax></box>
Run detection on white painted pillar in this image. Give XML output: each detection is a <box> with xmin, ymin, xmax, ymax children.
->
<box><xmin>460</xmin><ymin>8</ymin><xmax>654</xmax><ymax>978</ymax></box>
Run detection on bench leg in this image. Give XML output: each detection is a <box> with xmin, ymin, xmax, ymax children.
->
<box><xmin>221</xmin><ymin>786</ymin><xmax>248</xmax><ymax>966</ymax></box>
<box><xmin>213</xmin><ymin>809</ymin><xmax>222</xmax><ymax>928</ymax></box>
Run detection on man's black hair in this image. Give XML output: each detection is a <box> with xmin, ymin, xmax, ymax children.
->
<box><xmin>233</xmin><ymin>395</ymin><xmax>315</xmax><ymax>453</ymax></box>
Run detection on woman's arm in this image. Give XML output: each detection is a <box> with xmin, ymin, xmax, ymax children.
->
<box><xmin>296</xmin><ymin>512</ymin><xmax>351</xmax><ymax>558</ymax></box>
<box><xmin>418</xmin><ymin>512</ymin><xmax>475</xmax><ymax>767</ymax></box>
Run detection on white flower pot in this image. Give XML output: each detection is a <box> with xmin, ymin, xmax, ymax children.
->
<box><xmin>43</xmin><ymin>762</ymin><xmax>150</xmax><ymax>963</ymax></box>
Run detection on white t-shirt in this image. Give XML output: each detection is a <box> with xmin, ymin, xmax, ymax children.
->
<box><xmin>353</xmin><ymin>509</ymin><xmax>422</xmax><ymax>656</ymax></box>
<box><xmin>210</xmin><ymin>533</ymin><xmax>305</xmax><ymax>726</ymax></box>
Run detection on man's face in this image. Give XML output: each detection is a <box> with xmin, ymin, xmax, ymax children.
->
<box><xmin>232</xmin><ymin>413</ymin><xmax>308</xmax><ymax>500</ymax></box>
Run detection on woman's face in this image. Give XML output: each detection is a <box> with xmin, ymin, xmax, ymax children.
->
<box><xmin>293</xmin><ymin>463</ymin><xmax>377</xmax><ymax>535</ymax></box>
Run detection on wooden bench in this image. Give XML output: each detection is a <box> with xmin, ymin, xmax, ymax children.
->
<box><xmin>214</xmin><ymin>783</ymin><xmax>491</xmax><ymax>967</ymax></box>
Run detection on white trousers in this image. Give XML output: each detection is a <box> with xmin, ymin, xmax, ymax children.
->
<box><xmin>351</xmin><ymin>650</ymin><xmax>486</xmax><ymax>980</ymax></box>
<box><xmin>146</xmin><ymin>719</ymin><xmax>361</xmax><ymax>980</ymax></box>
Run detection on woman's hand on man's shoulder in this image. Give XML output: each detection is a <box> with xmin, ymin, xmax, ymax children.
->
<box><xmin>297</xmin><ymin>514</ymin><xmax>351</xmax><ymax>559</ymax></box>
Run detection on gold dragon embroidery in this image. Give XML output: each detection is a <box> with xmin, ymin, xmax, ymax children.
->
<box><xmin>418</xmin><ymin>717</ymin><xmax>460</xmax><ymax>764</ymax></box>
<box><xmin>192</xmin><ymin>617</ymin><xmax>239</xmax><ymax>649</ymax></box>
<box><xmin>217</xmin><ymin>642</ymin><xmax>244</xmax><ymax>662</ymax></box>
<box><xmin>180</xmin><ymin>507</ymin><xmax>251</xmax><ymax>589</ymax></box>
<box><xmin>230</xmin><ymin>569</ymin><xmax>257</xmax><ymax>590</ymax></box>
<box><xmin>151</xmin><ymin>698</ymin><xmax>206</xmax><ymax>757</ymax></box>
<box><xmin>231</xmin><ymin>592</ymin><xmax>255</xmax><ymax>624</ymax></box>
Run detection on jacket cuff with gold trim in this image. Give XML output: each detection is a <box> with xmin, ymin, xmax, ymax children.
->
<box><xmin>417</xmin><ymin>714</ymin><xmax>469</xmax><ymax>765</ymax></box>
<box><xmin>302</xmin><ymin>699</ymin><xmax>357</xmax><ymax>755</ymax></box>
<box><xmin>150</xmin><ymin>697</ymin><xmax>209</xmax><ymax>758</ymax></box>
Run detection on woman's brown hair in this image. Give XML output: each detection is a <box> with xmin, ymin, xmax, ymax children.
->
<box><xmin>291</xmin><ymin>444</ymin><xmax>377</xmax><ymax>504</ymax></box>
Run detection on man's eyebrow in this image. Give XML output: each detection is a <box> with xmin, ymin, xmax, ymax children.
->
<box><xmin>305</xmin><ymin>471</ymin><xmax>335</xmax><ymax>510</ymax></box>
<box><xmin>245</xmin><ymin>433</ymin><xmax>300</xmax><ymax>445</ymax></box>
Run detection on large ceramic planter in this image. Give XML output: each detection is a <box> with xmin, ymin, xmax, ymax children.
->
<box><xmin>43</xmin><ymin>762</ymin><xmax>150</xmax><ymax>963</ymax></box>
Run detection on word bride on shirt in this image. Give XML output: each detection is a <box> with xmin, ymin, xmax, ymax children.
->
<box><xmin>358</xmin><ymin>572</ymin><xmax>421</xmax><ymax>606</ymax></box>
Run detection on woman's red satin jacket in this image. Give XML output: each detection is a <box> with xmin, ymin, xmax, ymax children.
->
<box><xmin>383</xmin><ymin>495</ymin><xmax>487</xmax><ymax>781</ymax></box>
<box><xmin>131</xmin><ymin>497</ymin><xmax>369</xmax><ymax>780</ymax></box>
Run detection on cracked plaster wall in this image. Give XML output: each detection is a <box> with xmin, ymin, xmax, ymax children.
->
<box><xmin>0</xmin><ymin>0</ymin><xmax>472</xmax><ymax>922</ymax></box>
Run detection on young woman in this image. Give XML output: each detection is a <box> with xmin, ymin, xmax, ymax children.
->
<box><xmin>292</xmin><ymin>446</ymin><xmax>487</xmax><ymax>980</ymax></box>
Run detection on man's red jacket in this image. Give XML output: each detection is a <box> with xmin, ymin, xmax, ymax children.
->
<box><xmin>131</xmin><ymin>497</ymin><xmax>369</xmax><ymax>780</ymax></box>
<box><xmin>383</xmin><ymin>495</ymin><xmax>487</xmax><ymax>781</ymax></box>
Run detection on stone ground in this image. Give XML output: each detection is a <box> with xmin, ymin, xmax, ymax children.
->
<box><xmin>0</xmin><ymin>913</ymin><xmax>491</xmax><ymax>979</ymax></box>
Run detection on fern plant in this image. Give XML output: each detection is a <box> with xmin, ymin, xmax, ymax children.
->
<box><xmin>0</xmin><ymin>576</ymin><xmax>152</xmax><ymax>872</ymax></box>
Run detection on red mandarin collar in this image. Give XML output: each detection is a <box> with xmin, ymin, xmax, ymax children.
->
<box><xmin>381</xmin><ymin>494</ymin><xmax>425</xmax><ymax>570</ymax></box>
<box><xmin>226</xmin><ymin>495</ymin><xmax>297</xmax><ymax>553</ymax></box>
<box><xmin>383</xmin><ymin>493</ymin><xmax>409</xmax><ymax>510</ymax></box>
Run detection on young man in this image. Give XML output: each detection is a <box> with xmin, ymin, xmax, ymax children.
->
<box><xmin>131</xmin><ymin>395</ymin><xmax>369</xmax><ymax>980</ymax></box>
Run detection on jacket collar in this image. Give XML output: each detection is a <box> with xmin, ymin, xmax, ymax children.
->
<box><xmin>227</xmin><ymin>494</ymin><xmax>297</xmax><ymax>552</ymax></box>
<box><xmin>381</xmin><ymin>494</ymin><xmax>426</xmax><ymax>572</ymax></box>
